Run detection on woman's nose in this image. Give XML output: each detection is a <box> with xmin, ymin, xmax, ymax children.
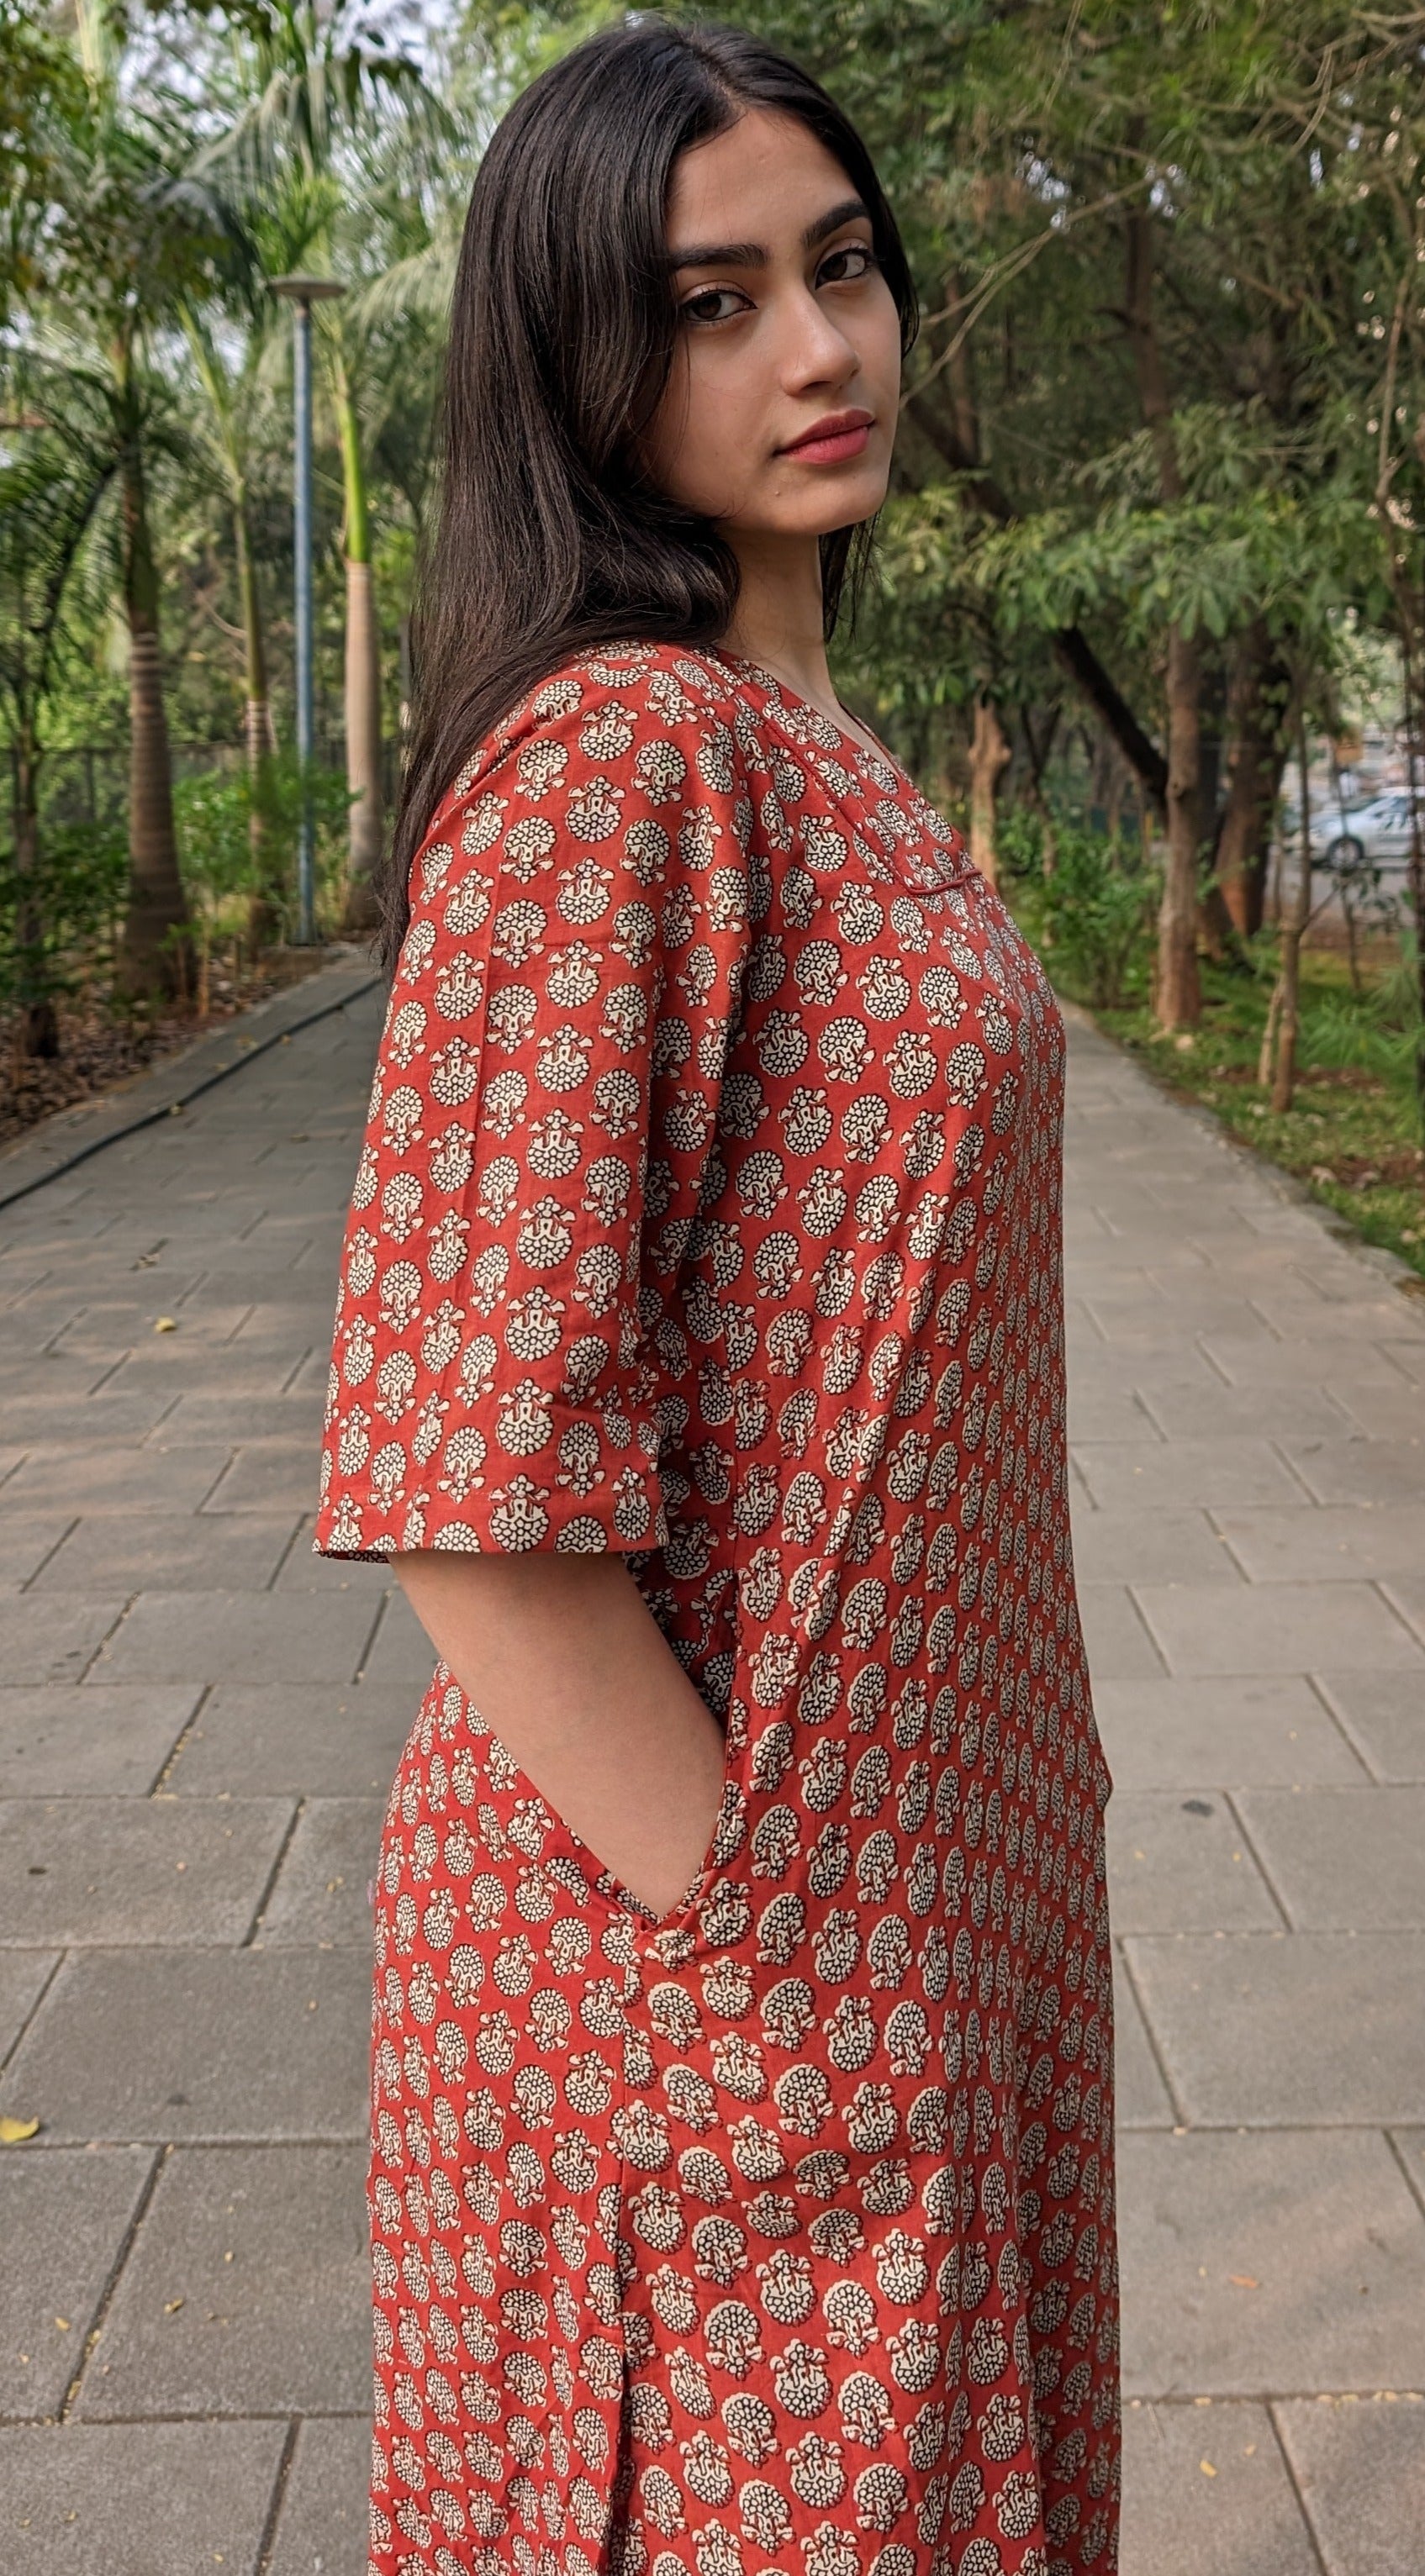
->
<box><xmin>779</xmin><ymin>286</ymin><xmax>858</xmax><ymax>390</ymax></box>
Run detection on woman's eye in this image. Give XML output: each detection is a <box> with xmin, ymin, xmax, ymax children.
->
<box><xmin>682</xmin><ymin>287</ymin><xmax>750</xmax><ymax>326</ymax></box>
<box><xmin>819</xmin><ymin>244</ymin><xmax>877</xmax><ymax>287</ymax></box>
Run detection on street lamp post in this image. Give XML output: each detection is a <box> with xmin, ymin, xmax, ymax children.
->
<box><xmin>270</xmin><ymin>275</ymin><xmax>345</xmax><ymax>946</ymax></box>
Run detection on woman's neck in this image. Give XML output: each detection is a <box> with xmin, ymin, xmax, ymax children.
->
<box><xmin>718</xmin><ymin>530</ymin><xmax>836</xmax><ymax>718</ymax></box>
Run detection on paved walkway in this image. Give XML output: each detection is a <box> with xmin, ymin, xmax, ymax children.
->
<box><xmin>0</xmin><ymin>981</ymin><xmax>1422</xmax><ymax>2573</ymax></box>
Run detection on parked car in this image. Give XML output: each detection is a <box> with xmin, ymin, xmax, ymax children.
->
<box><xmin>1319</xmin><ymin>789</ymin><xmax>1425</xmax><ymax>878</ymax></box>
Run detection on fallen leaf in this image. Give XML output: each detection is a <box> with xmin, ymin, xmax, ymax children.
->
<box><xmin>0</xmin><ymin>2115</ymin><xmax>40</xmax><ymax>2144</ymax></box>
<box><xmin>1200</xmin><ymin>2460</ymin><xmax>1217</xmax><ymax>2478</ymax></box>
<box><xmin>164</xmin><ymin>2298</ymin><xmax>184</xmax><ymax>2314</ymax></box>
<box><xmin>154</xmin><ymin>1317</ymin><xmax>177</xmax><ymax>1334</ymax></box>
<box><xmin>1228</xmin><ymin>2273</ymin><xmax>1259</xmax><ymax>2289</ymax></box>
<box><xmin>54</xmin><ymin>2316</ymin><xmax>71</xmax><ymax>2331</ymax></box>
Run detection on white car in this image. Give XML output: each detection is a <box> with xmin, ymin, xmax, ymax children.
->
<box><xmin>1319</xmin><ymin>790</ymin><xmax>1424</xmax><ymax>878</ymax></box>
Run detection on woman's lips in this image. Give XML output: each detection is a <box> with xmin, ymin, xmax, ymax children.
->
<box><xmin>779</xmin><ymin>413</ymin><xmax>873</xmax><ymax>465</ymax></box>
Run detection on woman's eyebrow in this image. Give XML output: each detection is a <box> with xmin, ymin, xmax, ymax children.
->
<box><xmin>666</xmin><ymin>197</ymin><xmax>872</xmax><ymax>272</ymax></box>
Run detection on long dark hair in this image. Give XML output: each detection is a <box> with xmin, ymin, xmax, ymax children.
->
<box><xmin>379</xmin><ymin>15</ymin><xmax>918</xmax><ymax>967</ymax></box>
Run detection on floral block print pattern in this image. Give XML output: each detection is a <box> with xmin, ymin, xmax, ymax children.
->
<box><xmin>315</xmin><ymin>641</ymin><xmax>1119</xmax><ymax>2576</ymax></box>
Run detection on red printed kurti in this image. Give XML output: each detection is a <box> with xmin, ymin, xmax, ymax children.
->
<box><xmin>315</xmin><ymin>640</ymin><xmax>1119</xmax><ymax>2576</ymax></box>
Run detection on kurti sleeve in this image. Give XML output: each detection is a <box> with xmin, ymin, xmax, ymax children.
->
<box><xmin>314</xmin><ymin>656</ymin><xmax>755</xmax><ymax>1558</ymax></box>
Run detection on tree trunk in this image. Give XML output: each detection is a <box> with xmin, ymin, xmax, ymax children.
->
<box><xmin>11</xmin><ymin>737</ymin><xmax>58</xmax><ymax>1060</ymax></box>
<box><xmin>336</xmin><ymin>381</ymin><xmax>383</xmax><ymax>936</ymax></box>
<box><xmin>235</xmin><ymin>500</ymin><xmax>280</xmax><ymax>950</ymax></box>
<box><xmin>1268</xmin><ymin>719</ymin><xmax>1313</xmax><ymax>1114</ymax></box>
<box><xmin>117</xmin><ymin>444</ymin><xmax>189</xmax><ymax>1004</ymax></box>
<box><xmin>1125</xmin><ymin>207</ymin><xmax>1201</xmax><ymax>1030</ymax></box>
<box><xmin>1217</xmin><ymin>625</ymin><xmax>1290</xmax><ymax>936</ymax></box>
<box><xmin>1157</xmin><ymin>625</ymin><xmax>1203</xmax><ymax>1027</ymax></box>
<box><xmin>968</xmin><ymin>694</ymin><xmax>1011</xmax><ymax>889</ymax></box>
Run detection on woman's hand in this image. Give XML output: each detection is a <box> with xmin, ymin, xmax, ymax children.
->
<box><xmin>393</xmin><ymin>1550</ymin><xmax>727</xmax><ymax>1920</ymax></box>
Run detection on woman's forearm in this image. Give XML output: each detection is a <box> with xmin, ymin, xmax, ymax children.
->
<box><xmin>393</xmin><ymin>1550</ymin><xmax>727</xmax><ymax>1919</ymax></box>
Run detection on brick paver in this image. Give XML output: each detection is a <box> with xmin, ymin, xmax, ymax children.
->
<box><xmin>1</xmin><ymin>982</ymin><xmax>1422</xmax><ymax>2571</ymax></box>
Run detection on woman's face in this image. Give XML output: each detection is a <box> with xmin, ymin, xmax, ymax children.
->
<box><xmin>641</xmin><ymin>108</ymin><xmax>902</xmax><ymax>543</ymax></box>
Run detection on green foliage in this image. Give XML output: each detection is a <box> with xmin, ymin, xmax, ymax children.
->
<box><xmin>173</xmin><ymin>755</ymin><xmax>355</xmax><ymax>941</ymax></box>
<box><xmin>1008</xmin><ymin>824</ymin><xmax>1159</xmax><ymax>1013</ymax></box>
<box><xmin>1301</xmin><ymin>942</ymin><xmax>1423</xmax><ymax>1093</ymax></box>
<box><xmin>0</xmin><ymin>812</ymin><xmax>128</xmax><ymax>1009</ymax></box>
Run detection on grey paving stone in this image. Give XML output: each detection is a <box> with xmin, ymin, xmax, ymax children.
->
<box><xmin>0</xmin><ymin>1950</ymin><xmax>57</xmax><ymax>2062</ymax></box>
<box><xmin>1313</xmin><ymin>1673</ymin><xmax>1425</xmax><ymax>1783</ymax></box>
<box><xmin>0</xmin><ymin>1797</ymin><xmax>293</xmax><ymax>1945</ymax></box>
<box><xmin>200</xmin><ymin>1443</ymin><xmax>324</xmax><ymax>1513</ymax></box>
<box><xmin>30</xmin><ymin>1514</ymin><xmax>298</xmax><ymax>1595</ymax></box>
<box><xmin>1281</xmin><ymin>1436</ymin><xmax>1425</xmax><ymax>1509</ymax></box>
<box><xmin>1248</xmin><ymin>1293</ymin><xmax>1425</xmax><ymax>1342</ymax></box>
<box><xmin>1066</xmin><ymin>1386</ymin><xmax>1160</xmax><ymax>1441</ymax></box>
<box><xmin>89</xmin><ymin>1588</ymin><xmax>383</xmax><ymax>1687</ymax></box>
<box><xmin>1132</xmin><ymin>1581</ymin><xmax>1425</xmax><ymax>1678</ymax></box>
<box><xmin>353</xmin><ymin>1588</ymin><xmax>437</xmax><ymax>1699</ymax></box>
<box><xmin>1233</xmin><ymin>1786</ymin><xmax>1425</xmax><ymax>1931</ymax></box>
<box><xmin>0</xmin><ymin>1948</ymin><xmax>368</xmax><ymax>2141</ymax></box>
<box><xmin>77</xmin><ymin>2144</ymin><xmax>367</xmax><ymax>2418</ymax></box>
<box><xmin>1107</xmin><ymin>1794</ymin><xmax>1283</xmax><ymax>1934</ymax></box>
<box><xmin>1118</xmin><ymin>2127</ymin><xmax>1425</xmax><ymax>2398</ymax></box>
<box><xmin>1382</xmin><ymin>1339</ymin><xmax>1425</xmax><ymax>1388</ymax></box>
<box><xmin>0</xmin><ymin>1686</ymin><xmax>200</xmax><ymax>1796</ymax></box>
<box><xmin>228</xmin><ymin>1301</ymin><xmax>339</xmax><ymax>1347</ymax></box>
<box><xmin>1275</xmin><ymin>2393</ymin><xmax>1425</xmax><ymax>2576</ymax></box>
<box><xmin>1120</xmin><ymin>2399</ymin><xmax>1318</xmax><ymax>2576</ymax></box>
<box><xmin>1067</xmin><ymin>1505</ymin><xmax>1243</xmax><ymax>1588</ymax></box>
<box><xmin>1134</xmin><ymin>1381</ymin><xmax>1353</xmax><ymax>1442</ymax></box>
<box><xmin>265</xmin><ymin>2415</ymin><xmax>369</xmax><ymax>2576</ymax></box>
<box><xmin>1090</xmin><ymin>1676</ymin><xmax>1367</xmax><ymax>1792</ymax></box>
<box><xmin>1071</xmin><ymin>1439</ymin><xmax>1306</xmax><ymax>1511</ymax></box>
<box><xmin>166</xmin><ymin>1682</ymin><xmax>412</xmax><ymax>1799</ymax></box>
<box><xmin>156</xmin><ymin>1393</ymin><xmax>325</xmax><ymax>1444</ymax></box>
<box><xmin>0</xmin><ymin>1444</ymin><xmax>231</xmax><ymax>1517</ymax></box>
<box><xmin>0</xmin><ymin>1518</ymin><xmax>71</xmax><ymax>1589</ymax></box>
<box><xmin>101</xmin><ymin>1349</ymin><xmax>311</xmax><ymax>1404</ymax></box>
<box><xmin>1213</xmin><ymin>1504</ymin><xmax>1425</xmax><ymax>1585</ymax></box>
<box><xmin>1199</xmin><ymin>1330</ymin><xmax>1410</xmax><ymax>1388</ymax></box>
<box><xmin>0</xmin><ymin>2146</ymin><xmax>153</xmax><ymax>2419</ymax></box>
<box><xmin>1392</xmin><ymin>2129</ymin><xmax>1425</xmax><ymax>2214</ymax></box>
<box><xmin>1113</xmin><ymin>1954</ymin><xmax>1175</xmax><ymax>2128</ymax></box>
<box><xmin>50</xmin><ymin>1296</ymin><xmax>247</xmax><ymax>1354</ymax></box>
<box><xmin>257</xmin><ymin>1799</ymin><xmax>382</xmax><ymax>1946</ymax></box>
<box><xmin>1323</xmin><ymin>1381</ymin><xmax>1425</xmax><ymax>1441</ymax></box>
<box><xmin>0</xmin><ymin>2419</ymin><xmax>285</xmax><ymax>2572</ymax></box>
<box><xmin>1382</xmin><ymin>1569</ymin><xmax>1425</xmax><ymax>1648</ymax></box>
<box><xmin>1075</xmin><ymin>1583</ymin><xmax>1168</xmax><ymax>1681</ymax></box>
<box><xmin>0</xmin><ymin>1597</ymin><xmax>124</xmax><ymax>1686</ymax></box>
<box><xmin>0</xmin><ymin>1389</ymin><xmax>177</xmax><ymax>1445</ymax></box>
<box><xmin>1125</xmin><ymin>1931</ymin><xmax>1425</xmax><ymax>2126</ymax></box>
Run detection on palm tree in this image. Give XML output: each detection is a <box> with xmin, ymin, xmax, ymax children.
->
<box><xmin>43</xmin><ymin>0</ymin><xmax>250</xmax><ymax>1001</ymax></box>
<box><xmin>203</xmin><ymin>2</ymin><xmax>451</xmax><ymax>933</ymax></box>
<box><xmin>180</xmin><ymin>295</ymin><xmax>284</xmax><ymax>940</ymax></box>
<box><xmin>0</xmin><ymin>388</ymin><xmax>117</xmax><ymax>1056</ymax></box>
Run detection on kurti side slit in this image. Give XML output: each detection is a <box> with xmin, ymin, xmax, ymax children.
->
<box><xmin>314</xmin><ymin>640</ymin><xmax>1120</xmax><ymax>2576</ymax></box>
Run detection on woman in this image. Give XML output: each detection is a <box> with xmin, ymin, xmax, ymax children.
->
<box><xmin>315</xmin><ymin>19</ymin><xmax>1119</xmax><ymax>2576</ymax></box>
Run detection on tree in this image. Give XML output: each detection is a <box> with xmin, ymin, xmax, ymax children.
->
<box><xmin>202</xmin><ymin>0</ymin><xmax>451</xmax><ymax>934</ymax></box>
<box><xmin>0</xmin><ymin>387</ymin><xmax>116</xmax><ymax>1054</ymax></box>
<box><xmin>34</xmin><ymin>0</ymin><xmax>252</xmax><ymax>1001</ymax></box>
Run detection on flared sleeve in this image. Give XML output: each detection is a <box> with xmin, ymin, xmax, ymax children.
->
<box><xmin>314</xmin><ymin>651</ymin><xmax>755</xmax><ymax>1559</ymax></box>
